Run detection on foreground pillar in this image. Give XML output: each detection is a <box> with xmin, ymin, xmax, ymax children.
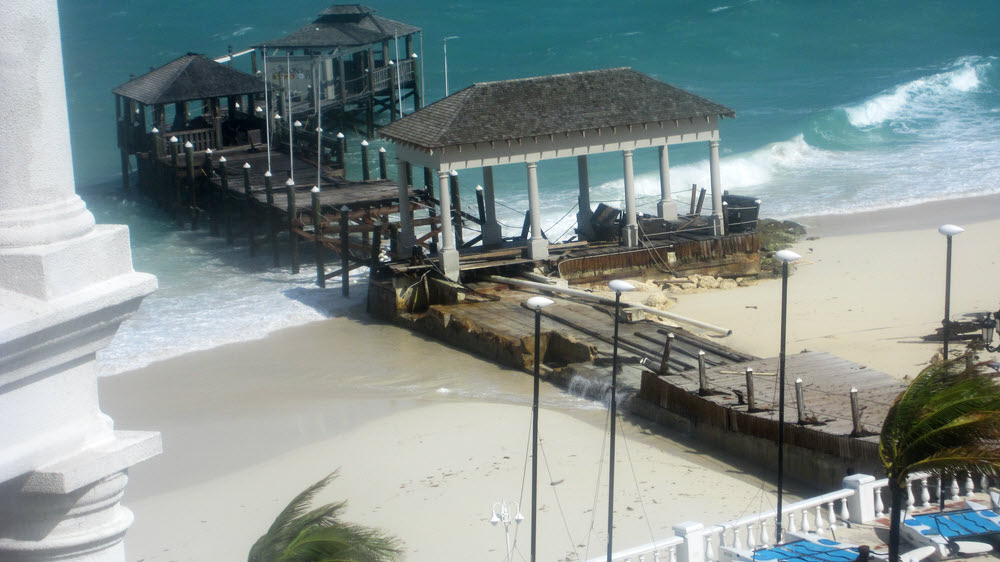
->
<box><xmin>525</xmin><ymin>162</ymin><xmax>548</xmax><ymax>260</ymax></box>
<box><xmin>621</xmin><ymin>150</ymin><xmax>638</xmax><ymax>247</ymax></box>
<box><xmin>709</xmin><ymin>140</ymin><xmax>724</xmax><ymax>235</ymax></box>
<box><xmin>576</xmin><ymin>155</ymin><xmax>595</xmax><ymax>240</ymax></box>
<box><xmin>481</xmin><ymin>166</ymin><xmax>502</xmax><ymax>246</ymax></box>
<box><xmin>395</xmin><ymin>159</ymin><xmax>415</xmax><ymax>255</ymax></box>
<box><xmin>0</xmin><ymin>1</ymin><xmax>160</xmax><ymax>560</ymax></box>
<box><xmin>657</xmin><ymin>145</ymin><xmax>678</xmax><ymax>220</ymax></box>
<box><xmin>436</xmin><ymin>170</ymin><xmax>460</xmax><ymax>280</ymax></box>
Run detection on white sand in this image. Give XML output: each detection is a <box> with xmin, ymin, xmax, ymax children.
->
<box><xmin>669</xmin><ymin>198</ymin><xmax>1000</xmax><ymax>378</ymax></box>
<box><xmin>103</xmin><ymin>318</ymin><xmax>784</xmax><ymax>561</ymax></box>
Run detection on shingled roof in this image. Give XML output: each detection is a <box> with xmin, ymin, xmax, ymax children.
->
<box><xmin>113</xmin><ymin>54</ymin><xmax>265</xmax><ymax>106</ymax></box>
<box><xmin>379</xmin><ymin>68</ymin><xmax>735</xmax><ymax>149</ymax></box>
<box><xmin>255</xmin><ymin>4</ymin><xmax>420</xmax><ymax>50</ymax></box>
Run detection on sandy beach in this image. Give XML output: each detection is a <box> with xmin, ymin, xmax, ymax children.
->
<box><xmin>100</xmin><ymin>194</ymin><xmax>1000</xmax><ymax>561</ymax></box>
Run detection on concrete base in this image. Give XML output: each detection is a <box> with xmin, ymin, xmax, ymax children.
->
<box><xmin>527</xmin><ymin>237</ymin><xmax>549</xmax><ymax>260</ymax></box>
<box><xmin>621</xmin><ymin>224</ymin><xmax>639</xmax><ymax>247</ymax></box>
<box><xmin>397</xmin><ymin>231</ymin><xmax>416</xmax><ymax>258</ymax></box>
<box><xmin>439</xmin><ymin>248</ymin><xmax>460</xmax><ymax>281</ymax></box>
<box><xmin>657</xmin><ymin>200</ymin><xmax>678</xmax><ymax>221</ymax></box>
<box><xmin>712</xmin><ymin>214</ymin><xmax>724</xmax><ymax>236</ymax></box>
<box><xmin>482</xmin><ymin>223</ymin><xmax>503</xmax><ymax>247</ymax></box>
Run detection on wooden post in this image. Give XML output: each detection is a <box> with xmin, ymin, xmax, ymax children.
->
<box><xmin>120</xmin><ymin>148</ymin><xmax>130</xmax><ymax>197</ymax></box>
<box><xmin>286</xmin><ymin>179</ymin><xmax>299</xmax><ymax>274</ymax></box>
<box><xmin>695</xmin><ymin>188</ymin><xmax>707</xmax><ymax>216</ymax></box>
<box><xmin>361</xmin><ymin>140</ymin><xmax>370</xmax><ymax>181</ymax></box>
<box><xmin>205</xmin><ymin>149</ymin><xmax>219</xmax><ymax>236</ymax></box>
<box><xmin>698</xmin><ymin>350</ymin><xmax>708</xmax><ymax>395</ymax></box>
<box><xmin>243</xmin><ymin>162</ymin><xmax>256</xmax><ymax>257</ymax></box>
<box><xmin>659</xmin><ymin>332</ymin><xmax>674</xmax><ymax>374</ymax></box>
<box><xmin>850</xmin><ymin>387</ymin><xmax>862</xmax><ymax>435</ymax></box>
<box><xmin>265</xmin><ymin>172</ymin><xmax>279</xmax><ymax>267</ymax></box>
<box><xmin>745</xmin><ymin>367</ymin><xmax>756</xmax><ymax>411</ymax></box>
<box><xmin>370</xmin><ymin>218</ymin><xmax>382</xmax><ymax>270</ymax></box>
<box><xmin>339</xmin><ymin>205</ymin><xmax>350</xmax><ymax>296</ymax></box>
<box><xmin>220</xmin><ymin>156</ymin><xmax>233</xmax><ymax>244</ymax></box>
<box><xmin>388</xmin><ymin>63</ymin><xmax>398</xmax><ymax>121</ymax></box>
<box><xmin>689</xmin><ymin>183</ymin><xmax>698</xmax><ymax>215</ymax></box>
<box><xmin>795</xmin><ymin>378</ymin><xmax>805</xmax><ymax>424</ymax></box>
<box><xmin>169</xmin><ymin>137</ymin><xmax>180</xmax><ymax>211</ymax></box>
<box><xmin>336</xmin><ymin>132</ymin><xmax>346</xmax><ymax>170</ymax></box>
<box><xmin>449</xmin><ymin>170</ymin><xmax>463</xmax><ymax>246</ymax></box>
<box><xmin>721</xmin><ymin>201</ymin><xmax>730</xmax><ymax>235</ymax></box>
<box><xmin>378</xmin><ymin>147</ymin><xmax>387</xmax><ymax>180</ymax></box>
<box><xmin>520</xmin><ymin>210</ymin><xmax>531</xmax><ymax>241</ymax></box>
<box><xmin>313</xmin><ymin>187</ymin><xmax>325</xmax><ymax>288</ymax></box>
<box><xmin>184</xmin><ymin>142</ymin><xmax>197</xmax><ymax>230</ymax></box>
<box><xmin>475</xmin><ymin>185</ymin><xmax>487</xmax><ymax>228</ymax></box>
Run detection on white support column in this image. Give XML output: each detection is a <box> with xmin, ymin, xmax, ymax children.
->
<box><xmin>709</xmin><ymin>140</ymin><xmax>724</xmax><ymax>236</ymax></box>
<box><xmin>576</xmin><ymin>155</ymin><xmax>595</xmax><ymax>240</ymax></box>
<box><xmin>525</xmin><ymin>162</ymin><xmax>548</xmax><ymax>260</ymax></box>
<box><xmin>437</xmin><ymin>170</ymin><xmax>460</xmax><ymax>280</ymax></box>
<box><xmin>0</xmin><ymin>1</ymin><xmax>160</xmax><ymax>560</ymax></box>
<box><xmin>481</xmin><ymin>166</ymin><xmax>502</xmax><ymax>246</ymax></box>
<box><xmin>622</xmin><ymin>149</ymin><xmax>638</xmax><ymax>247</ymax></box>
<box><xmin>657</xmin><ymin>145</ymin><xmax>678</xmax><ymax>220</ymax></box>
<box><xmin>395</xmin><ymin>159</ymin><xmax>415</xmax><ymax>255</ymax></box>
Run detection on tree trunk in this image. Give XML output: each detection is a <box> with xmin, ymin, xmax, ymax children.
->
<box><xmin>888</xmin><ymin>479</ymin><xmax>906</xmax><ymax>562</ymax></box>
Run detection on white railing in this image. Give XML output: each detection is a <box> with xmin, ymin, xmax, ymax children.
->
<box><xmin>847</xmin><ymin>471</ymin><xmax>991</xmax><ymax>523</ymax></box>
<box><xmin>587</xmin><ymin>536</ymin><xmax>684</xmax><ymax>562</ymax></box>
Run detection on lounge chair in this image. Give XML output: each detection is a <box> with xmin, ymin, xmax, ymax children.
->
<box><xmin>902</xmin><ymin>508</ymin><xmax>1000</xmax><ymax>556</ymax></box>
<box><xmin>721</xmin><ymin>534</ymin><xmax>883</xmax><ymax>562</ymax></box>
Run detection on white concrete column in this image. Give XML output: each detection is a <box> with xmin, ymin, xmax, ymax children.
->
<box><xmin>437</xmin><ymin>170</ymin><xmax>460</xmax><ymax>280</ymax></box>
<box><xmin>576</xmin><ymin>155</ymin><xmax>595</xmax><ymax>240</ymax></box>
<box><xmin>481</xmin><ymin>166</ymin><xmax>502</xmax><ymax>246</ymax></box>
<box><xmin>525</xmin><ymin>162</ymin><xmax>548</xmax><ymax>260</ymax></box>
<box><xmin>0</xmin><ymin>2</ymin><xmax>160</xmax><ymax>559</ymax></box>
<box><xmin>657</xmin><ymin>145</ymin><xmax>678</xmax><ymax>220</ymax></box>
<box><xmin>0</xmin><ymin>0</ymin><xmax>95</xmax><ymax>248</ymax></box>
<box><xmin>622</xmin><ymin>150</ymin><xmax>638</xmax><ymax>247</ymax></box>
<box><xmin>709</xmin><ymin>140</ymin><xmax>724</xmax><ymax>235</ymax></box>
<box><xmin>395</xmin><ymin>159</ymin><xmax>415</xmax><ymax>255</ymax></box>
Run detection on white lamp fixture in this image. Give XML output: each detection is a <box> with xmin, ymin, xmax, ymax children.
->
<box><xmin>525</xmin><ymin>296</ymin><xmax>554</xmax><ymax>310</ymax></box>
<box><xmin>938</xmin><ymin>224</ymin><xmax>964</xmax><ymax>237</ymax></box>
<box><xmin>775</xmin><ymin>249</ymin><xmax>801</xmax><ymax>263</ymax></box>
<box><xmin>608</xmin><ymin>279</ymin><xmax>635</xmax><ymax>293</ymax></box>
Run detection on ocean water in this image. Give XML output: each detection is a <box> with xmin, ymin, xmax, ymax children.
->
<box><xmin>57</xmin><ymin>1</ymin><xmax>1000</xmax><ymax>374</ymax></box>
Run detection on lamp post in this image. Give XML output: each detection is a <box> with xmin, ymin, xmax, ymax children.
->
<box><xmin>525</xmin><ymin>295</ymin><xmax>554</xmax><ymax>561</ymax></box>
<box><xmin>607</xmin><ymin>279</ymin><xmax>635</xmax><ymax>561</ymax></box>
<box><xmin>938</xmin><ymin>224</ymin><xmax>964</xmax><ymax>361</ymax></box>
<box><xmin>443</xmin><ymin>35</ymin><xmax>459</xmax><ymax>96</ymax></box>
<box><xmin>490</xmin><ymin>500</ymin><xmax>524</xmax><ymax>562</ymax></box>
<box><xmin>774</xmin><ymin>249</ymin><xmax>800</xmax><ymax>543</ymax></box>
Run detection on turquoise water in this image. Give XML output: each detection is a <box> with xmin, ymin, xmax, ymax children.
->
<box><xmin>60</xmin><ymin>1</ymin><xmax>1000</xmax><ymax>372</ymax></box>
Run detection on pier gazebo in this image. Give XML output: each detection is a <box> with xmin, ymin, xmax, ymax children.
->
<box><xmin>114</xmin><ymin>54</ymin><xmax>266</xmax><ymax>190</ymax></box>
<box><xmin>379</xmin><ymin>68</ymin><xmax>735</xmax><ymax>281</ymax></box>
<box><xmin>254</xmin><ymin>4</ymin><xmax>422</xmax><ymax>136</ymax></box>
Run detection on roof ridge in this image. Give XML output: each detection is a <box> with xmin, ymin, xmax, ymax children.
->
<box><xmin>428</xmin><ymin>87</ymin><xmax>476</xmax><ymax>146</ymax></box>
<box><xmin>472</xmin><ymin>67</ymin><xmax>633</xmax><ymax>88</ymax></box>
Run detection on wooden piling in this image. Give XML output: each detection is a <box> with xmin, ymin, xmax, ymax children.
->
<box><xmin>659</xmin><ymin>332</ymin><xmax>674</xmax><ymax>374</ymax></box>
<box><xmin>695</xmin><ymin>188</ymin><xmax>707</xmax><ymax>216</ymax></box>
<box><xmin>850</xmin><ymin>387</ymin><xmax>862</xmax><ymax>435</ymax></box>
<box><xmin>169</xmin><ymin>138</ymin><xmax>180</xmax><ymax>211</ymax></box>
<box><xmin>475</xmin><ymin>185</ymin><xmax>487</xmax><ymax>228</ymax></box>
<box><xmin>745</xmin><ymin>367</ymin><xmax>756</xmax><ymax>411</ymax></box>
<box><xmin>361</xmin><ymin>140</ymin><xmax>371</xmax><ymax>181</ymax></box>
<box><xmin>264</xmin><ymin>172</ymin><xmax>279</xmax><ymax>267</ymax></box>
<box><xmin>449</xmin><ymin>170</ymin><xmax>463</xmax><ymax>246</ymax></box>
<box><xmin>424</xmin><ymin>167</ymin><xmax>438</xmax><ymax>252</ymax></box>
<box><xmin>243</xmin><ymin>163</ymin><xmax>256</xmax><ymax>257</ymax></box>
<box><xmin>337</xmin><ymin>133</ymin><xmax>347</xmax><ymax>171</ymax></box>
<box><xmin>370</xmin><ymin>218</ymin><xmax>382</xmax><ymax>270</ymax></box>
<box><xmin>205</xmin><ymin>150</ymin><xmax>218</xmax><ymax>236</ymax></box>
<box><xmin>378</xmin><ymin>147</ymin><xmax>388</xmax><ymax>180</ymax></box>
<box><xmin>286</xmin><ymin>179</ymin><xmax>299</xmax><ymax>274</ymax></box>
<box><xmin>721</xmin><ymin>201</ymin><xmax>730</xmax><ymax>235</ymax></box>
<box><xmin>219</xmin><ymin>156</ymin><xmax>233</xmax><ymax>244</ymax></box>
<box><xmin>689</xmin><ymin>183</ymin><xmax>698</xmax><ymax>215</ymax></box>
<box><xmin>795</xmin><ymin>378</ymin><xmax>805</xmax><ymax>424</ymax></box>
<box><xmin>313</xmin><ymin>188</ymin><xmax>325</xmax><ymax>288</ymax></box>
<box><xmin>520</xmin><ymin>210</ymin><xmax>531</xmax><ymax>241</ymax></box>
<box><xmin>698</xmin><ymin>350</ymin><xmax>708</xmax><ymax>395</ymax></box>
<box><xmin>184</xmin><ymin>142</ymin><xmax>197</xmax><ymax>230</ymax></box>
<box><xmin>339</xmin><ymin>205</ymin><xmax>350</xmax><ymax>296</ymax></box>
